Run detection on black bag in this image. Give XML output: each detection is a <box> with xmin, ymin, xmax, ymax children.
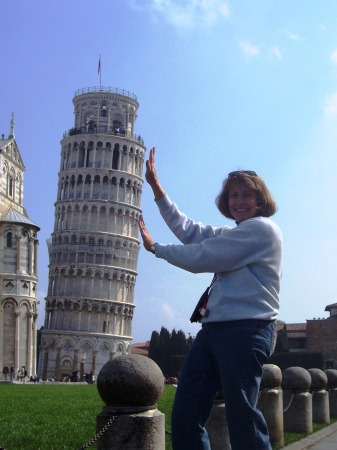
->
<box><xmin>190</xmin><ymin>275</ymin><xmax>216</xmax><ymax>323</ymax></box>
<box><xmin>189</xmin><ymin>286</ymin><xmax>211</xmax><ymax>323</ymax></box>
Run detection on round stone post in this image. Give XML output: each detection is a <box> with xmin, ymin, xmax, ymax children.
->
<box><xmin>258</xmin><ymin>364</ymin><xmax>284</xmax><ymax>448</ymax></box>
<box><xmin>325</xmin><ymin>369</ymin><xmax>337</xmax><ymax>418</ymax></box>
<box><xmin>282</xmin><ymin>366</ymin><xmax>312</xmax><ymax>434</ymax></box>
<box><xmin>96</xmin><ymin>354</ymin><xmax>165</xmax><ymax>449</ymax></box>
<box><xmin>308</xmin><ymin>368</ymin><xmax>330</xmax><ymax>424</ymax></box>
<box><xmin>205</xmin><ymin>391</ymin><xmax>232</xmax><ymax>450</ymax></box>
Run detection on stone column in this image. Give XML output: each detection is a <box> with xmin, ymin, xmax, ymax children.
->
<box><xmin>55</xmin><ymin>348</ymin><xmax>62</xmax><ymax>381</ymax></box>
<box><xmin>16</xmin><ymin>235</ymin><xmax>21</xmax><ymax>271</ymax></box>
<box><xmin>92</xmin><ymin>350</ymin><xmax>98</xmax><ymax>377</ymax></box>
<box><xmin>0</xmin><ymin>305</ymin><xmax>4</xmax><ymax>370</ymax></box>
<box><xmin>15</xmin><ymin>310</ymin><xmax>20</xmax><ymax>371</ymax></box>
<box><xmin>87</xmin><ymin>306</ymin><xmax>92</xmax><ymax>332</ymax></box>
<box><xmin>31</xmin><ymin>314</ymin><xmax>38</xmax><ymax>375</ymax></box>
<box><xmin>205</xmin><ymin>391</ymin><xmax>231</xmax><ymax>450</ymax></box>
<box><xmin>73</xmin><ymin>348</ymin><xmax>79</xmax><ymax>372</ymax></box>
<box><xmin>308</xmin><ymin>368</ymin><xmax>330</xmax><ymax>424</ymax></box>
<box><xmin>325</xmin><ymin>369</ymin><xmax>337</xmax><ymax>417</ymax></box>
<box><xmin>33</xmin><ymin>239</ymin><xmax>38</xmax><ymax>275</ymax></box>
<box><xmin>96</xmin><ymin>354</ymin><xmax>165</xmax><ymax>450</ymax></box>
<box><xmin>28</xmin><ymin>237</ymin><xmax>33</xmax><ymax>274</ymax></box>
<box><xmin>105</xmin><ymin>312</ymin><xmax>110</xmax><ymax>334</ymax></box>
<box><xmin>42</xmin><ymin>346</ymin><xmax>49</xmax><ymax>380</ymax></box>
<box><xmin>27</xmin><ymin>312</ymin><xmax>33</xmax><ymax>375</ymax></box>
<box><xmin>282</xmin><ymin>366</ymin><xmax>312</xmax><ymax>434</ymax></box>
<box><xmin>258</xmin><ymin>364</ymin><xmax>284</xmax><ymax>447</ymax></box>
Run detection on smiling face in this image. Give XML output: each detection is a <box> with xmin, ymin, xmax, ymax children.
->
<box><xmin>228</xmin><ymin>183</ymin><xmax>259</xmax><ymax>223</ymax></box>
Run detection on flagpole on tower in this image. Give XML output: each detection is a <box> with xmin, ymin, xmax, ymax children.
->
<box><xmin>98</xmin><ymin>54</ymin><xmax>102</xmax><ymax>89</ymax></box>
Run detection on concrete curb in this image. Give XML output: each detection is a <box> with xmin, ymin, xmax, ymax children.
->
<box><xmin>282</xmin><ymin>421</ymin><xmax>337</xmax><ymax>450</ymax></box>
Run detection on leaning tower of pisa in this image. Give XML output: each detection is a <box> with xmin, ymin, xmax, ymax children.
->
<box><xmin>38</xmin><ymin>87</ymin><xmax>145</xmax><ymax>380</ymax></box>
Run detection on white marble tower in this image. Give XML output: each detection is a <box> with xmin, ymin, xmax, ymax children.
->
<box><xmin>38</xmin><ymin>87</ymin><xmax>145</xmax><ymax>380</ymax></box>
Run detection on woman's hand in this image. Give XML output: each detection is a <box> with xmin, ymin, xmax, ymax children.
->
<box><xmin>138</xmin><ymin>215</ymin><xmax>155</xmax><ymax>252</ymax></box>
<box><xmin>145</xmin><ymin>147</ymin><xmax>165</xmax><ymax>201</ymax></box>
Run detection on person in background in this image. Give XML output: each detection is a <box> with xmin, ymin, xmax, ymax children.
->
<box><xmin>2</xmin><ymin>366</ymin><xmax>9</xmax><ymax>381</ymax></box>
<box><xmin>138</xmin><ymin>147</ymin><xmax>283</xmax><ymax>450</ymax></box>
<box><xmin>9</xmin><ymin>364</ymin><xmax>14</xmax><ymax>382</ymax></box>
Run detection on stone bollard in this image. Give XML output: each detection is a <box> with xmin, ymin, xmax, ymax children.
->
<box><xmin>96</xmin><ymin>354</ymin><xmax>165</xmax><ymax>449</ymax></box>
<box><xmin>258</xmin><ymin>364</ymin><xmax>284</xmax><ymax>448</ymax></box>
<box><xmin>308</xmin><ymin>368</ymin><xmax>330</xmax><ymax>424</ymax></box>
<box><xmin>282</xmin><ymin>366</ymin><xmax>312</xmax><ymax>434</ymax></box>
<box><xmin>206</xmin><ymin>391</ymin><xmax>232</xmax><ymax>450</ymax></box>
<box><xmin>325</xmin><ymin>369</ymin><xmax>337</xmax><ymax>418</ymax></box>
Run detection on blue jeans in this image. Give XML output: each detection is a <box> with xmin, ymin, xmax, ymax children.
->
<box><xmin>171</xmin><ymin>320</ymin><xmax>276</xmax><ymax>450</ymax></box>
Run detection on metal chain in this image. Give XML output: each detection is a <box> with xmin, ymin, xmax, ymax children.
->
<box><xmin>283</xmin><ymin>393</ymin><xmax>294</xmax><ymax>413</ymax></box>
<box><xmin>77</xmin><ymin>415</ymin><xmax>117</xmax><ymax>450</ymax></box>
<box><xmin>77</xmin><ymin>415</ymin><xmax>172</xmax><ymax>448</ymax></box>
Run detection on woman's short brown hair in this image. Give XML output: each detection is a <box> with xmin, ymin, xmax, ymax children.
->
<box><xmin>215</xmin><ymin>172</ymin><xmax>277</xmax><ymax>219</ymax></box>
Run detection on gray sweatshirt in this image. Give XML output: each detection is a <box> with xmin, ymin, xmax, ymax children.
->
<box><xmin>154</xmin><ymin>194</ymin><xmax>283</xmax><ymax>322</ymax></box>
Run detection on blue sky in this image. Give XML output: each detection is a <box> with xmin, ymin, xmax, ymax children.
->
<box><xmin>1</xmin><ymin>0</ymin><xmax>337</xmax><ymax>343</ymax></box>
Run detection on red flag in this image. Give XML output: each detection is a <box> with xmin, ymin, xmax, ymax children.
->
<box><xmin>98</xmin><ymin>56</ymin><xmax>101</xmax><ymax>75</ymax></box>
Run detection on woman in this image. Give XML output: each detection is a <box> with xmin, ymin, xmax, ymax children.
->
<box><xmin>138</xmin><ymin>147</ymin><xmax>282</xmax><ymax>450</ymax></box>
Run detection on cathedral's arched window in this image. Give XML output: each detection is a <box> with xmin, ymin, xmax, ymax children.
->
<box><xmin>9</xmin><ymin>176</ymin><xmax>14</xmax><ymax>197</ymax></box>
<box><xmin>6</xmin><ymin>232</ymin><xmax>12</xmax><ymax>248</ymax></box>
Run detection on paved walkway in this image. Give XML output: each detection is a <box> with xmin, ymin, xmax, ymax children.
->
<box><xmin>283</xmin><ymin>421</ymin><xmax>337</xmax><ymax>450</ymax></box>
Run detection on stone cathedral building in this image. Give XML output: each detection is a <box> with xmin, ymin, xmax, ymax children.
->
<box><xmin>0</xmin><ymin>116</ymin><xmax>40</xmax><ymax>380</ymax></box>
<box><xmin>38</xmin><ymin>87</ymin><xmax>145</xmax><ymax>380</ymax></box>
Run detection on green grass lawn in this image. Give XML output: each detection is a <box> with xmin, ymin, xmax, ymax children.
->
<box><xmin>0</xmin><ymin>383</ymin><xmax>175</xmax><ymax>450</ymax></box>
<box><xmin>0</xmin><ymin>383</ymin><xmax>334</xmax><ymax>450</ymax></box>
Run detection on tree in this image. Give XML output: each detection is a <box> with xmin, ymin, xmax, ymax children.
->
<box><xmin>148</xmin><ymin>330</ymin><xmax>161</xmax><ymax>362</ymax></box>
<box><xmin>148</xmin><ymin>327</ymin><xmax>190</xmax><ymax>376</ymax></box>
<box><xmin>170</xmin><ymin>329</ymin><xmax>188</xmax><ymax>355</ymax></box>
<box><xmin>159</xmin><ymin>327</ymin><xmax>171</xmax><ymax>374</ymax></box>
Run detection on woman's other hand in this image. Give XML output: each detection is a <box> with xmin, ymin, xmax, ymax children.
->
<box><xmin>138</xmin><ymin>215</ymin><xmax>155</xmax><ymax>252</ymax></box>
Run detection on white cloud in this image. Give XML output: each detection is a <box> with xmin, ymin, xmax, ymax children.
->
<box><xmin>128</xmin><ymin>0</ymin><xmax>230</xmax><ymax>28</ymax></box>
<box><xmin>330</xmin><ymin>48</ymin><xmax>337</xmax><ymax>65</ymax></box>
<box><xmin>284</xmin><ymin>30</ymin><xmax>301</xmax><ymax>42</ymax></box>
<box><xmin>218</xmin><ymin>2</ymin><xmax>230</xmax><ymax>18</ymax></box>
<box><xmin>239</xmin><ymin>41</ymin><xmax>260</xmax><ymax>58</ymax></box>
<box><xmin>323</xmin><ymin>92</ymin><xmax>337</xmax><ymax>118</ymax></box>
<box><xmin>161</xmin><ymin>302</ymin><xmax>176</xmax><ymax>319</ymax></box>
<box><xmin>270</xmin><ymin>46</ymin><xmax>282</xmax><ymax>60</ymax></box>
